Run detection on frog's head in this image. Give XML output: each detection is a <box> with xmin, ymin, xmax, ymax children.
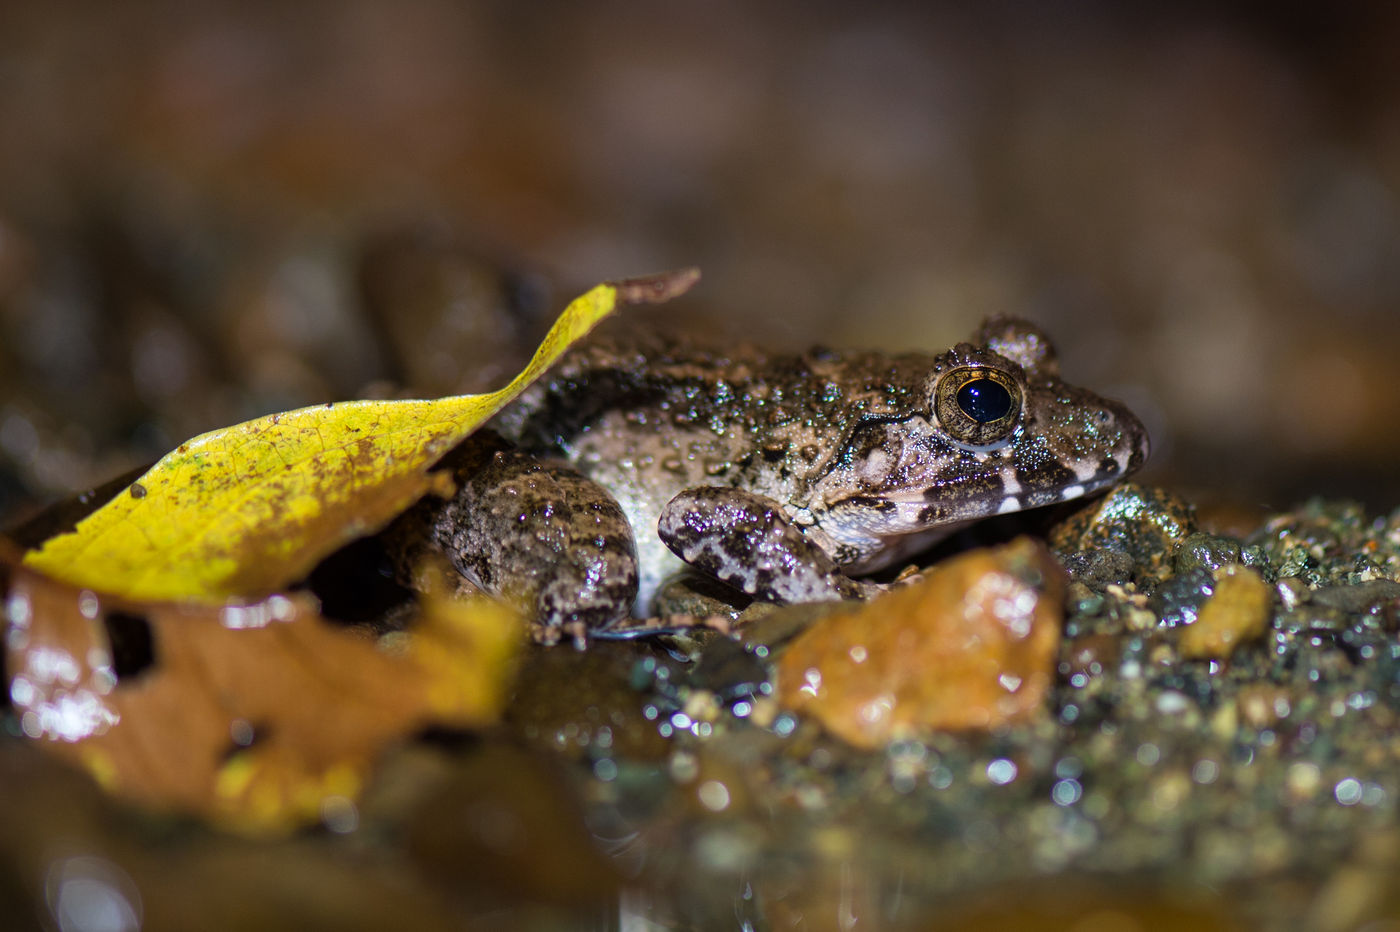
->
<box><xmin>940</xmin><ymin>315</ymin><xmax>1150</xmax><ymax>500</ymax></box>
<box><xmin>818</xmin><ymin>317</ymin><xmax>1149</xmax><ymax>570</ymax></box>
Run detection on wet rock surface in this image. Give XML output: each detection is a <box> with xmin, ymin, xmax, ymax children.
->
<box><xmin>578</xmin><ymin>487</ymin><xmax>1400</xmax><ymax>927</ymax></box>
<box><xmin>10</xmin><ymin>484</ymin><xmax>1400</xmax><ymax>927</ymax></box>
<box><xmin>774</xmin><ymin>538</ymin><xmax>1064</xmax><ymax>747</ymax></box>
<box><xmin>1050</xmin><ymin>483</ymin><xmax>1198</xmax><ymax>584</ymax></box>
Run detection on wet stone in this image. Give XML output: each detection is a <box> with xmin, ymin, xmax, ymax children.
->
<box><xmin>1235</xmin><ymin>683</ymin><xmax>1294</xmax><ymax>730</ymax></box>
<box><xmin>1060</xmin><ymin>548</ymin><xmax>1135</xmax><ymax>591</ymax></box>
<box><xmin>1065</xmin><ymin>582</ymin><xmax>1106</xmax><ymax>620</ymax></box>
<box><xmin>651</xmin><ymin>572</ymin><xmax>751</xmax><ymax>618</ymax></box>
<box><xmin>1061</xmin><ymin>633</ymin><xmax>1121</xmax><ymax>681</ymax></box>
<box><xmin>1049</xmin><ymin>484</ymin><xmax>1197</xmax><ymax>585</ymax></box>
<box><xmin>1172</xmin><ymin>531</ymin><xmax>1242</xmax><ymax>575</ymax></box>
<box><xmin>737</xmin><ymin>600</ymin><xmax>849</xmax><ymax>652</ymax></box>
<box><xmin>1151</xmin><ymin>566</ymin><xmax>1216</xmax><ymax>629</ymax></box>
<box><xmin>1177</xmin><ymin>565</ymin><xmax>1273</xmax><ymax>661</ymax></box>
<box><xmin>505</xmin><ymin>641</ymin><xmax>670</xmax><ymax>761</ymax></box>
<box><xmin>1276</xmin><ymin>604</ymin><xmax>1348</xmax><ymax>635</ymax></box>
<box><xmin>1248</xmin><ymin>499</ymin><xmax>1388</xmax><ymax>588</ymax></box>
<box><xmin>1309</xmin><ymin>580</ymin><xmax>1400</xmax><ymax>614</ymax></box>
<box><xmin>774</xmin><ymin>538</ymin><xmax>1064</xmax><ymax>748</ymax></box>
<box><xmin>687</xmin><ymin>635</ymin><xmax>771</xmax><ymax>704</ymax></box>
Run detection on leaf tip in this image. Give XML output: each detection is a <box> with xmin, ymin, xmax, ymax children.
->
<box><xmin>610</xmin><ymin>267</ymin><xmax>701</xmax><ymax>306</ymax></box>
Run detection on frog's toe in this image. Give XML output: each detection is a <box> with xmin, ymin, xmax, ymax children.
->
<box><xmin>535</xmin><ymin>555</ymin><xmax>637</xmax><ymax>642</ymax></box>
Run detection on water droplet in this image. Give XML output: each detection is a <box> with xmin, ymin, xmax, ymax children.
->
<box><xmin>1052</xmin><ymin>778</ymin><xmax>1082</xmax><ymax>806</ymax></box>
<box><xmin>986</xmin><ymin>758</ymin><xmax>1018</xmax><ymax>785</ymax></box>
<box><xmin>1335</xmin><ymin>777</ymin><xmax>1364</xmax><ymax>806</ymax></box>
<box><xmin>698</xmin><ymin>780</ymin><xmax>731</xmax><ymax>812</ymax></box>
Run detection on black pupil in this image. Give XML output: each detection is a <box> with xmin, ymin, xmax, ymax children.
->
<box><xmin>956</xmin><ymin>378</ymin><xmax>1013</xmax><ymax>423</ymax></box>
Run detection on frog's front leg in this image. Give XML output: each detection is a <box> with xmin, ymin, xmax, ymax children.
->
<box><xmin>658</xmin><ymin>487</ymin><xmax>870</xmax><ymax>605</ymax></box>
<box><xmin>428</xmin><ymin>434</ymin><xmax>638</xmax><ymax>646</ymax></box>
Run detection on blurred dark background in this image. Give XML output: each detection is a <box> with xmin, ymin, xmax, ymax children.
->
<box><xmin>3</xmin><ymin>0</ymin><xmax>1399</xmax><ymax>526</ymax></box>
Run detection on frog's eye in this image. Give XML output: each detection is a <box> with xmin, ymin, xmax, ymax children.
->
<box><xmin>934</xmin><ymin>366</ymin><xmax>1022</xmax><ymax>447</ymax></box>
<box><xmin>957</xmin><ymin>378</ymin><xmax>1013</xmax><ymax>423</ymax></box>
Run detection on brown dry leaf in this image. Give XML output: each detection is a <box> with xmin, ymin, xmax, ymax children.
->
<box><xmin>3</xmin><ymin>548</ymin><xmax>521</xmax><ymax>835</ymax></box>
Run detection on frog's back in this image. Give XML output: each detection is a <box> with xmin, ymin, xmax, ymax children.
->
<box><xmin>490</xmin><ymin>334</ymin><xmax>934</xmax><ymax>605</ymax></box>
<box><xmin>494</xmin><ymin>334</ymin><xmax>770</xmax><ymax>452</ymax></box>
<box><xmin>493</xmin><ymin>333</ymin><xmax>932</xmax><ymax>495</ymax></box>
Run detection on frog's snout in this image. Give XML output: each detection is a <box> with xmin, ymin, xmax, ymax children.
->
<box><xmin>1112</xmin><ymin>399</ymin><xmax>1151</xmax><ymax>478</ymax></box>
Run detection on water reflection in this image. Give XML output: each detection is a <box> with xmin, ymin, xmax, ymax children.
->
<box><xmin>45</xmin><ymin>855</ymin><xmax>142</xmax><ymax>932</ymax></box>
<box><xmin>11</xmin><ymin>645</ymin><xmax>120</xmax><ymax>742</ymax></box>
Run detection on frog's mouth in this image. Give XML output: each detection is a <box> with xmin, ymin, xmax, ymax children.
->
<box><xmin>828</xmin><ymin>441</ymin><xmax>1145</xmax><ymax>574</ymax></box>
<box><xmin>871</xmin><ymin>449</ymin><xmax>1130</xmax><ymax>516</ymax></box>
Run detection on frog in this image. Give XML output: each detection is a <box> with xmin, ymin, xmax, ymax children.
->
<box><xmin>407</xmin><ymin>316</ymin><xmax>1149</xmax><ymax>645</ymax></box>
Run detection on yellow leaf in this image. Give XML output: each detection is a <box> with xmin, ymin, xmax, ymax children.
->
<box><xmin>22</xmin><ymin>269</ymin><xmax>699</xmax><ymax>602</ymax></box>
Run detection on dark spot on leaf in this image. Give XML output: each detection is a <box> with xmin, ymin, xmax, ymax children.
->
<box><xmin>129</xmin><ymin>482</ymin><xmax>147</xmax><ymax>500</ymax></box>
<box><xmin>103</xmin><ymin>610</ymin><xmax>156</xmax><ymax>681</ymax></box>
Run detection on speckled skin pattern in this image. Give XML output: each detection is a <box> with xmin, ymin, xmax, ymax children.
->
<box><xmin>436</xmin><ymin>317</ymin><xmax>1148</xmax><ymax>642</ymax></box>
<box><xmin>422</xmin><ymin>431</ymin><xmax>638</xmax><ymax>644</ymax></box>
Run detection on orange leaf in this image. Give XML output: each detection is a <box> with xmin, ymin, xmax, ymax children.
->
<box><xmin>4</xmin><ymin>548</ymin><xmax>521</xmax><ymax>835</ymax></box>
